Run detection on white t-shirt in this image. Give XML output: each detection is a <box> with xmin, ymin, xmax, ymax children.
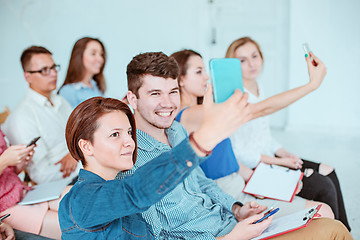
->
<box><xmin>230</xmin><ymin>87</ymin><xmax>282</xmax><ymax>169</ymax></box>
<box><xmin>3</xmin><ymin>88</ymin><xmax>81</xmax><ymax>184</ymax></box>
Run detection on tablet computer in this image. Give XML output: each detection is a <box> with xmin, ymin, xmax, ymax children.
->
<box><xmin>209</xmin><ymin>58</ymin><xmax>244</xmax><ymax>103</ymax></box>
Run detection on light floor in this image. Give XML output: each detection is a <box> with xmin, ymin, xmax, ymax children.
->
<box><xmin>272</xmin><ymin>128</ymin><xmax>360</xmax><ymax>238</ymax></box>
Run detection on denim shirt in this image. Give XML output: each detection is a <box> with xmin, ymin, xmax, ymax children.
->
<box><xmin>59</xmin><ymin>139</ymin><xmax>204</xmax><ymax>240</ymax></box>
<box><xmin>118</xmin><ymin>122</ymin><xmax>238</xmax><ymax>239</ymax></box>
<box><xmin>58</xmin><ymin>79</ymin><xmax>103</xmax><ymax>108</ymax></box>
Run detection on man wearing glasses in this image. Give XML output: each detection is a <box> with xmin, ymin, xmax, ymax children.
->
<box><xmin>3</xmin><ymin>46</ymin><xmax>80</xmax><ymax>184</ymax></box>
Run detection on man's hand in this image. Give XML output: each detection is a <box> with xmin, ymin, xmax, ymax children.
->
<box><xmin>216</xmin><ymin>213</ymin><xmax>272</xmax><ymax>240</ymax></box>
<box><xmin>0</xmin><ymin>223</ymin><xmax>15</xmax><ymax>240</ymax></box>
<box><xmin>232</xmin><ymin>201</ymin><xmax>267</xmax><ymax>222</ymax></box>
<box><xmin>55</xmin><ymin>153</ymin><xmax>78</xmax><ymax>178</ymax></box>
<box><xmin>195</xmin><ymin>84</ymin><xmax>252</xmax><ymax>152</ymax></box>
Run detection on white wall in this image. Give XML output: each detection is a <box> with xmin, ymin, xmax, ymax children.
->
<box><xmin>0</xmin><ymin>0</ymin><xmax>209</xmax><ymax>109</ymax></box>
<box><xmin>1</xmin><ymin>0</ymin><xmax>359</xmax><ymax>135</ymax></box>
<box><xmin>288</xmin><ymin>0</ymin><xmax>360</xmax><ymax>134</ymax></box>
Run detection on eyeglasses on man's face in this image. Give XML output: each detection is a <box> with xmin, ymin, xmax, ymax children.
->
<box><xmin>26</xmin><ymin>64</ymin><xmax>61</xmax><ymax>76</ymax></box>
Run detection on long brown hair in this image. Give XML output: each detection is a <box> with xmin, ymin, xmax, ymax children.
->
<box><xmin>170</xmin><ymin>49</ymin><xmax>203</xmax><ymax>105</ymax></box>
<box><xmin>65</xmin><ymin>97</ymin><xmax>137</xmax><ymax>167</ymax></box>
<box><xmin>225</xmin><ymin>36</ymin><xmax>263</xmax><ymax>61</ymax></box>
<box><xmin>59</xmin><ymin>37</ymin><xmax>107</xmax><ymax>94</ymax></box>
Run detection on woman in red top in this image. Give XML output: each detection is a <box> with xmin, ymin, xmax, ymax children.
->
<box><xmin>0</xmin><ymin>128</ymin><xmax>69</xmax><ymax>239</ymax></box>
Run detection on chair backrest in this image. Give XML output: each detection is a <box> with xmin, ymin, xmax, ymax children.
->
<box><xmin>0</xmin><ymin>106</ymin><xmax>10</xmax><ymax>124</ymax></box>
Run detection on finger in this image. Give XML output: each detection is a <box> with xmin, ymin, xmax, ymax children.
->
<box><xmin>309</xmin><ymin>51</ymin><xmax>322</xmax><ymax>64</ymax></box>
<box><xmin>237</xmin><ymin>91</ymin><xmax>248</xmax><ymax>108</ymax></box>
<box><xmin>245</xmin><ymin>213</ymin><xmax>264</xmax><ymax>223</ymax></box>
<box><xmin>26</xmin><ymin>144</ymin><xmax>35</xmax><ymax>150</ymax></box>
<box><xmin>305</xmin><ymin>52</ymin><xmax>313</xmax><ymax>69</ymax></box>
<box><xmin>203</xmin><ymin>83</ymin><xmax>214</xmax><ymax>106</ymax></box>
<box><xmin>250</xmin><ymin>201</ymin><xmax>260</xmax><ymax>208</ymax></box>
<box><xmin>63</xmin><ymin>170</ymin><xmax>70</xmax><ymax>178</ymax></box>
<box><xmin>54</xmin><ymin>160</ymin><xmax>61</xmax><ymax>165</ymax></box>
<box><xmin>309</xmin><ymin>52</ymin><xmax>322</xmax><ymax>67</ymax></box>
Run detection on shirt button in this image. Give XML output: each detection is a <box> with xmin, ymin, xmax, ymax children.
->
<box><xmin>186</xmin><ymin>160</ymin><xmax>193</xmax><ymax>167</ymax></box>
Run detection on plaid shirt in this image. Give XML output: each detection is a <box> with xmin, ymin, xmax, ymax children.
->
<box><xmin>118</xmin><ymin>121</ymin><xmax>238</xmax><ymax>239</ymax></box>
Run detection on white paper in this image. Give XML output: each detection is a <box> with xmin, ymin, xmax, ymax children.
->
<box><xmin>18</xmin><ymin>179</ymin><xmax>69</xmax><ymax>205</ymax></box>
<box><xmin>243</xmin><ymin>162</ymin><xmax>302</xmax><ymax>202</ymax></box>
<box><xmin>253</xmin><ymin>205</ymin><xmax>320</xmax><ymax>240</ymax></box>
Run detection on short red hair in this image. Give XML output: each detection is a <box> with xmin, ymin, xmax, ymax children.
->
<box><xmin>65</xmin><ymin>97</ymin><xmax>137</xmax><ymax>167</ymax></box>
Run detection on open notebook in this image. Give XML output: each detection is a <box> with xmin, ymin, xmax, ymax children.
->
<box><xmin>243</xmin><ymin>162</ymin><xmax>303</xmax><ymax>202</ymax></box>
<box><xmin>18</xmin><ymin>179</ymin><xmax>69</xmax><ymax>205</ymax></box>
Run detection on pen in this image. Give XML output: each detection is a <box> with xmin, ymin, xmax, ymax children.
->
<box><xmin>253</xmin><ymin>208</ymin><xmax>279</xmax><ymax>224</ymax></box>
<box><xmin>0</xmin><ymin>213</ymin><xmax>10</xmax><ymax>223</ymax></box>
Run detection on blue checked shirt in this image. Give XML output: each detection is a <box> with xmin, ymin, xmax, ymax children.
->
<box><xmin>118</xmin><ymin>121</ymin><xmax>238</xmax><ymax>239</ymax></box>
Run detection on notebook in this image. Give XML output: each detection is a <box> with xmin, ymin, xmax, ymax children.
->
<box><xmin>253</xmin><ymin>205</ymin><xmax>322</xmax><ymax>240</ymax></box>
<box><xmin>18</xmin><ymin>179</ymin><xmax>69</xmax><ymax>205</ymax></box>
<box><xmin>243</xmin><ymin>162</ymin><xmax>303</xmax><ymax>202</ymax></box>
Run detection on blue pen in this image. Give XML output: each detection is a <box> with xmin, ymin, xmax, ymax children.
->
<box><xmin>253</xmin><ymin>208</ymin><xmax>279</xmax><ymax>224</ymax></box>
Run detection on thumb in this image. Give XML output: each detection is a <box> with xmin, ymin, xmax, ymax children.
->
<box><xmin>203</xmin><ymin>83</ymin><xmax>214</xmax><ymax>107</ymax></box>
<box><xmin>305</xmin><ymin>52</ymin><xmax>312</xmax><ymax>69</ymax></box>
<box><xmin>245</xmin><ymin>213</ymin><xmax>264</xmax><ymax>224</ymax></box>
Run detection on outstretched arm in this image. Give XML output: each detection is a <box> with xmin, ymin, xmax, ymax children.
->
<box><xmin>250</xmin><ymin>52</ymin><xmax>327</xmax><ymax>120</ymax></box>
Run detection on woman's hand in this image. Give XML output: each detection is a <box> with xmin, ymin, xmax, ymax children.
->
<box><xmin>278</xmin><ymin>156</ymin><xmax>303</xmax><ymax>170</ymax></box>
<box><xmin>306</xmin><ymin>52</ymin><xmax>327</xmax><ymax>91</ymax></box>
<box><xmin>0</xmin><ymin>223</ymin><xmax>15</xmax><ymax>240</ymax></box>
<box><xmin>0</xmin><ymin>145</ymin><xmax>34</xmax><ymax>168</ymax></box>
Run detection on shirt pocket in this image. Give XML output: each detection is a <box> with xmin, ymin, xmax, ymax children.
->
<box><xmin>121</xmin><ymin>215</ymin><xmax>154</xmax><ymax>239</ymax></box>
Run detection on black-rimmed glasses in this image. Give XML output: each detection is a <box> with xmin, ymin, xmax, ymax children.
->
<box><xmin>26</xmin><ymin>64</ymin><xmax>61</xmax><ymax>76</ymax></box>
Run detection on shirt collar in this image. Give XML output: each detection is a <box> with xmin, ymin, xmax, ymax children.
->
<box><xmin>136</xmin><ymin>122</ymin><xmax>181</xmax><ymax>152</ymax></box>
<box><xmin>26</xmin><ymin>88</ymin><xmax>59</xmax><ymax>107</ymax></box>
<box><xmin>77</xmin><ymin>169</ymin><xmax>106</xmax><ymax>183</ymax></box>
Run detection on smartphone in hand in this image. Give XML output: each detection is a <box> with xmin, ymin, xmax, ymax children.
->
<box><xmin>302</xmin><ymin>43</ymin><xmax>317</xmax><ymax>66</ymax></box>
<box><xmin>209</xmin><ymin>58</ymin><xmax>244</xmax><ymax>103</ymax></box>
<box><xmin>27</xmin><ymin>136</ymin><xmax>40</xmax><ymax>147</ymax></box>
<box><xmin>253</xmin><ymin>208</ymin><xmax>280</xmax><ymax>224</ymax></box>
<box><xmin>0</xmin><ymin>213</ymin><xmax>10</xmax><ymax>223</ymax></box>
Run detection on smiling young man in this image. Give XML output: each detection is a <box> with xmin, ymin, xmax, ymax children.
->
<box><xmin>116</xmin><ymin>52</ymin><xmax>352</xmax><ymax>240</ymax></box>
<box><xmin>120</xmin><ymin>52</ymin><xmax>264</xmax><ymax>239</ymax></box>
<box><xmin>3</xmin><ymin>46</ymin><xmax>80</xmax><ymax>184</ymax></box>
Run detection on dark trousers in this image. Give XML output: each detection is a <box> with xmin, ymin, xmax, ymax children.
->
<box><xmin>297</xmin><ymin>159</ymin><xmax>351</xmax><ymax>231</ymax></box>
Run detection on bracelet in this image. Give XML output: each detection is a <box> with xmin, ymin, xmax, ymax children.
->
<box><xmin>189</xmin><ymin>132</ymin><xmax>212</xmax><ymax>156</ymax></box>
